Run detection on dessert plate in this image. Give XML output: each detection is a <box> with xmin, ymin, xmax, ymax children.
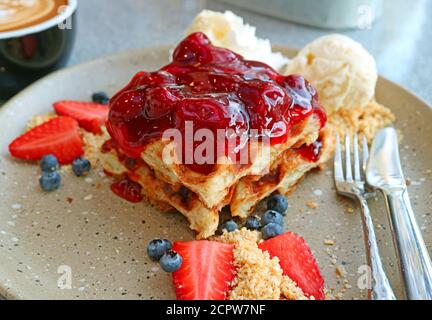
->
<box><xmin>0</xmin><ymin>46</ymin><xmax>431</xmax><ymax>300</ymax></box>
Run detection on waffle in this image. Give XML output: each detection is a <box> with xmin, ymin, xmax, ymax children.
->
<box><xmin>100</xmin><ymin>145</ymin><xmax>220</xmax><ymax>239</ymax></box>
<box><xmin>99</xmin><ymin>126</ymin><xmax>333</xmax><ymax>239</ymax></box>
<box><xmin>141</xmin><ymin>113</ymin><xmax>322</xmax><ymax>209</ymax></box>
<box><xmin>231</xmin><ymin>127</ymin><xmax>334</xmax><ymax>218</ymax></box>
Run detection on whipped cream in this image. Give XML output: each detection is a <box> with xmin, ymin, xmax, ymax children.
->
<box><xmin>186</xmin><ymin>10</ymin><xmax>289</xmax><ymax>71</ymax></box>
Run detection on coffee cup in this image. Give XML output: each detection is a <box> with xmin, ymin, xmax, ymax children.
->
<box><xmin>0</xmin><ymin>0</ymin><xmax>78</xmax><ymax>99</ymax></box>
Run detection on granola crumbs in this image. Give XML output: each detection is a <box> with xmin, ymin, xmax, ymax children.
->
<box><xmin>26</xmin><ymin>112</ymin><xmax>57</xmax><ymax>130</ymax></box>
<box><xmin>335</xmin><ymin>265</ymin><xmax>346</xmax><ymax>278</ymax></box>
<box><xmin>324</xmin><ymin>239</ymin><xmax>335</xmax><ymax>246</ymax></box>
<box><xmin>280</xmin><ymin>276</ymin><xmax>309</xmax><ymax>300</ymax></box>
<box><xmin>324</xmin><ymin>288</ymin><xmax>335</xmax><ymax>300</ymax></box>
<box><xmin>334</xmin><ymin>292</ymin><xmax>344</xmax><ymax>300</ymax></box>
<box><xmin>81</xmin><ymin>127</ymin><xmax>110</xmax><ymax>167</ymax></box>
<box><xmin>306</xmin><ymin>201</ymin><xmax>318</xmax><ymax>209</ymax></box>
<box><xmin>328</xmin><ymin>100</ymin><xmax>395</xmax><ymax>143</ymax></box>
<box><xmin>214</xmin><ymin>228</ymin><xmax>309</xmax><ymax>300</ymax></box>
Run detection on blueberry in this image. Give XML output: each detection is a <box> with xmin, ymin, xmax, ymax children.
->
<box><xmin>39</xmin><ymin>172</ymin><xmax>61</xmax><ymax>192</ymax></box>
<box><xmin>92</xmin><ymin>91</ymin><xmax>110</xmax><ymax>105</ymax></box>
<box><xmin>160</xmin><ymin>250</ymin><xmax>182</xmax><ymax>272</ymax></box>
<box><xmin>262</xmin><ymin>223</ymin><xmax>284</xmax><ymax>240</ymax></box>
<box><xmin>245</xmin><ymin>216</ymin><xmax>261</xmax><ymax>231</ymax></box>
<box><xmin>221</xmin><ymin>220</ymin><xmax>238</xmax><ymax>232</ymax></box>
<box><xmin>267</xmin><ymin>194</ymin><xmax>288</xmax><ymax>215</ymax></box>
<box><xmin>147</xmin><ymin>239</ymin><xmax>172</xmax><ymax>261</ymax></box>
<box><xmin>72</xmin><ymin>157</ymin><xmax>91</xmax><ymax>177</ymax></box>
<box><xmin>262</xmin><ymin>210</ymin><xmax>284</xmax><ymax>226</ymax></box>
<box><xmin>40</xmin><ymin>154</ymin><xmax>59</xmax><ymax>173</ymax></box>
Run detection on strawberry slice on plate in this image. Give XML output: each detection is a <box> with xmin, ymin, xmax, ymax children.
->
<box><xmin>9</xmin><ymin>116</ymin><xmax>84</xmax><ymax>164</ymax></box>
<box><xmin>53</xmin><ymin>100</ymin><xmax>109</xmax><ymax>134</ymax></box>
<box><xmin>172</xmin><ymin>240</ymin><xmax>235</xmax><ymax>300</ymax></box>
<box><xmin>258</xmin><ymin>232</ymin><xmax>325</xmax><ymax>300</ymax></box>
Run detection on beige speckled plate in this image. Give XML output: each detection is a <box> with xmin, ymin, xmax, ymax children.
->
<box><xmin>0</xmin><ymin>46</ymin><xmax>431</xmax><ymax>300</ymax></box>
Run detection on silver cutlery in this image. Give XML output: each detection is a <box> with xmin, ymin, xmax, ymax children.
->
<box><xmin>367</xmin><ymin>127</ymin><xmax>432</xmax><ymax>300</ymax></box>
<box><xmin>334</xmin><ymin>133</ymin><xmax>396</xmax><ymax>300</ymax></box>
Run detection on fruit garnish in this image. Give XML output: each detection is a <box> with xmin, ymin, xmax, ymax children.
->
<box><xmin>160</xmin><ymin>250</ymin><xmax>183</xmax><ymax>273</ymax></box>
<box><xmin>245</xmin><ymin>216</ymin><xmax>261</xmax><ymax>231</ymax></box>
<box><xmin>9</xmin><ymin>116</ymin><xmax>84</xmax><ymax>164</ymax></box>
<box><xmin>262</xmin><ymin>210</ymin><xmax>284</xmax><ymax>226</ymax></box>
<box><xmin>53</xmin><ymin>100</ymin><xmax>109</xmax><ymax>134</ymax></box>
<box><xmin>172</xmin><ymin>240</ymin><xmax>235</xmax><ymax>300</ymax></box>
<box><xmin>220</xmin><ymin>220</ymin><xmax>238</xmax><ymax>232</ymax></box>
<box><xmin>267</xmin><ymin>194</ymin><xmax>289</xmax><ymax>215</ymax></box>
<box><xmin>40</xmin><ymin>154</ymin><xmax>59</xmax><ymax>173</ymax></box>
<box><xmin>39</xmin><ymin>171</ymin><xmax>61</xmax><ymax>192</ymax></box>
<box><xmin>92</xmin><ymin>91</ymin><xmax>110</xmax><ymax>105</ymax></box>
<box><xmin>258</xmin><ymin>232</ymin><xmax>325</xmax><ymax>300</ymax></box>
<box><xmin>147</xmin><ymin>239</ymin><xmax>173</xmax><ymax>261</ymax></box>
<box><xmin>262</xmin><ymin>223</ymin><xmax>284</xmax><ymax>240</ymax></box>
<box><xmin>71</xmin><ymin>156</ymin><xmax>91</xmax><ymax>177</ymax></box>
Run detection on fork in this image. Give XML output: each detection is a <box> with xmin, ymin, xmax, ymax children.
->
<box><xmin>334</xmin><ymin>133</ymin><xmax>396</xmax><ymax>300</ymax></box>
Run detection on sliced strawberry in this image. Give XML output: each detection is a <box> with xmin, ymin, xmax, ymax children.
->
<box><xmin>172</xmin><ymin>241</ymin><xmax>235</xmax><ymax>300</ymax></box>
<box><xmin>258</xmin><ymin>232</ymin><xmax>325</xmax><ymax>300</ymax></box>
<box><xmin>9</xmin><ymin>116</ymin><xmax>83</xmax><ymax>164</ymax></box>
<box><xmin>53</xmin><ymin>100</ymin><xmax>109</xmax><ymax>134</ymax></box>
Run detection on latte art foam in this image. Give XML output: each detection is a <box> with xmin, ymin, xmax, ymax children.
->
<box><xmin>0</xmin><ymin>0</ymin><xmax>69</xmax><ymax>32</ymax></box>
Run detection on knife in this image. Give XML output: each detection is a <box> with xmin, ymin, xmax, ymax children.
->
<box><xmin>366</xmin><ymin>127</ymin><xmax>432</xmax><ymax>300</ymax></box>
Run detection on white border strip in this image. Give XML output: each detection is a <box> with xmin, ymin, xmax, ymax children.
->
<box><xmin>0</xmin><ymin>0</ymin><xmax>78</xmax><ymax>40</ymax></box>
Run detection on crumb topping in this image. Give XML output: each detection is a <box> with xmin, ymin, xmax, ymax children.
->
<box><xmin>214</xmin><ymin>228</ymin><xmax>308</xmax><ymax>300</ymax></box>
<box><xmin>26</xmin><ymin>112</ymin><xmax>57</xmax><ymax>130</ymax></box>
<box><xmin>328</xmin><ymin>100</ymin><xmax>395</xmax><ymax>143</ymax></box>
<box><xmin>81</xmin><ymin>127</ymin><xmax>110</xmax><ymax>166</ymax></box>
<box><xmin>306</xmin><ymin>200</ymin><xmax>319</xmax><ymax>209</ymax></box>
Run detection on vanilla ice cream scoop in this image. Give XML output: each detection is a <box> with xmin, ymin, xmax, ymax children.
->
<box><xmin>186</xmin><ymin>10</ymin><xmax>289</xmax><ymax>71</ymax></box>
<box><xmin>285</xmin><ymin>34</ymin><xmax>377</xmax><ymax>114</ymax></box>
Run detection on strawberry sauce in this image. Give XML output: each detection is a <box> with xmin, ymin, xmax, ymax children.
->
<box><xmin>110</xmin><ymin>178</ymin><xmax>144</xmax><ymax>203</ymax></box>
<box><xmin>107</xmin><ymin>32</ymin><xmax>326</xmax><ymax>174</ymax></box>
<box><xmin>297</xmin><ymin>137</ymin><xmax>323</xmax><ymax>163</ymax></box>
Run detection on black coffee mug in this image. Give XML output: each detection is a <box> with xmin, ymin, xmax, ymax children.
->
<box><xmin>0</xmin><ymin>0</ymin><xmax>77</xmax><ymax>100</ymax></box>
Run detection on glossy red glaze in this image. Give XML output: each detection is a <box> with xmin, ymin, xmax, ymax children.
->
<box><xmin>297</xmin><ymin>137</ymin><xmax>323</xmax><ymax>162</ymax></box>
<box><xmin>110</xmin><ymin>178</ymin><xmax>144</xmax><ymax>203</ymax></box>
<box><xmin>107</xmin><ymin>32</ymin><xmax>326</xmax><ymax>174</ymax></box>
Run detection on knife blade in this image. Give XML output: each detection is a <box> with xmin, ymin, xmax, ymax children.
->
<box><xmin>366</xmin><ymin>127</ymin><xmax>432</xmax><ymax>300</ymax></box>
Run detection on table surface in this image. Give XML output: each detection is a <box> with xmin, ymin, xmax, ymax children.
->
<box><xmin>68</xmin><ymin>0</ymin><xmax>432</xmax><ymax>106</ymax></box>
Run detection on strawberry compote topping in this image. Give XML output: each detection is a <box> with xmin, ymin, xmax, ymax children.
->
<box><xmin>297</xmin><ymin>136</ymin><xmax>323</xmax><ymax>163</ymax></box>
<box><xmin>107</xmin><ymin>32</ymin><xmax>326</xmax><ymax>174</ymax></box>
<box><xmin>110</xmin><ymin>177</ymin><xmax>143</xmax><ymax>203</ymax></box>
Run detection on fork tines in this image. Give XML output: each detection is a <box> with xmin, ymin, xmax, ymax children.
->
<box><xmin>334</xmin><ymin>133</ymin><xmax>369</xmax><ymax>183</ymax></box>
